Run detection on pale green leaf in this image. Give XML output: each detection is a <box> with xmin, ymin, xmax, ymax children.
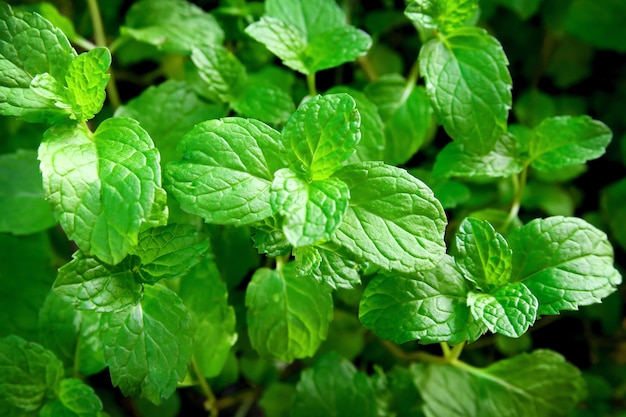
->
<box><xmin>281</xmin><ymin>93</ymin><xmax>360</xmax><ymax>180</ymax></box>
<box><xmin>190</xmin><ymin>45</ymin><xmax>246</xmax><ymax>103</ymax></box>
<box><xmin>64</xmin><ymin>47</ymin><xmax>110</xmax><ymax>121</ymax></box>
<box><xmin>57</xmin><ymin>378</ymin><xmax>103</xmax><ymax>417</ymax></box>
<box><xmin>38</xmin><ymin>118</ymin><xmax>166</xmax><ymax>265</ymax></box>
<box><xmin>291</xmin><ymin>353</ymin><xmax>376</xmax><ymax>417</ymax></box>
<box><xmin>305</xmin><ymin>26</ymin><xmax>372</xmax><ymax>73</ymax></box>
<box><xmin>467</xmin><ymin>283</ymin><xmax>538</xmax><ymax>337</ymax></box>
<box><xmin>245</xmin><ymin>265</ymin><xmax>333</xmax><ymax>362</ymax></box>
<box><xmin>231</xmin><ymin>80</ymin><xmax>296</xmax><ymax>125</ymax></box>
<box><xmin>0</xmin><ymin>149</ymin><xmax>55</xmax><ymax>234</ymax></box>
<box><xmin>165</xmin><ymin>117</ymin><xmax>284</xmax><ymax>226</ymax></box>
<box><xmin>265</xmin><ymin>0</ymin><xmax>344</xmax><ymax>39</ymax></box>
<box><xmin>359</xmin><ymin>255</ymin><xmax>486</xmax><ymax>344</ymax></box>
<box><xmin>420</xmin><ymin>27</ymin><xmax>512</xmax><ymax>154</ymax></box>
<box><xmin>510</xmin><ymin>216</ymin><xmax>622</xmax><ymax>315</ymax></box>
<box><xmin>100</xmin><ymin>285</ymin><xmax>193</xmax><ymax>404</ymax></box>
<box><xmin>413</xmin><ymin>350</ymin><xmax>586</xmax><ymax>417</ymax></box>
<box><xmin>270</xmin><ymin>168</ymin><xmax>350</xmax><ymax>246</ymax></box>
<box><xmin>332</xmin><ymin>162</ymin><xmax>447</xmax><ymax>273</ymax></box>
<box><xmin>405</xmin><ymin>0</ymin><xmax>478</xmax><ymax>34</ymax></box>
<box><xmin>453</xmin><ymin>217</ymin><xmax>512</xmax><ymax>290</ymax></box>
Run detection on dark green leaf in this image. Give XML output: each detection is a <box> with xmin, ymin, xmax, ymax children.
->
<box><xmin>259</xmin><ymin>383</ymin><xmax>294</xmax><ymax>417</ymax></box>
<box><xmin>601</xmin><ymin>178</ymin><xmax>626</xmax><ymax>252</ymax></box>
<box><xmin>564</xmin><ymin>0</ymin><xmax>626</xmax><ymax>52</ymax></box>
<box><xmin>498</xmin><ymin>0</ymin><xmax>542</xmax><ymax>19</ymax></box>
<box><xmin>57</xmin><ymin>378</ymin><xmax>103</xmax><ymax>416</ymax></box>
<box><xmin>208</xmin><ymin>224</ymin><xmax>260</xmax><ymax>290</ymax></box>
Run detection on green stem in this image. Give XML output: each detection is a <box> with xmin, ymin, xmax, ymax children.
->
<box><xmin>86</xmin><ymin>0</ymin><xmax>121</xmax><ymax>110</ymax></box>
<box><xmin>401</xmin><ymin>57</ymin><xmax>421</xmax><ymax>102</ymax></box>
<box><xmin>440</xmin><ymin>342</ymin><xmax>451</xmax><ymax>358</ymax></box>
<box><xmin>503</xmin><ymin>163</ymin><xmax>529</xmax><ymax>230</ymax></box>
<box><xmin>306</xmin><ymin>72</ymin><xmax>318</xmax><ymax>96</ymax></box>
<box><xmin>449</xmin><ymin>341</ymin><xmax>465</xmax><ymax>362</ymax></box>
<box><xmin>191</xmin><ymin>356</ymin><xmax>218</xmax><ymax>417</ymax></box>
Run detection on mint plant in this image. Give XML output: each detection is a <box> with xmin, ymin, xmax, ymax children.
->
<box><xmin>1</xmin><ymin>0</ymin><xmax>625</xmax><ymax>416</ymax></box>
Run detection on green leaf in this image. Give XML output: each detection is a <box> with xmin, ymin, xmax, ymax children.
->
<box><xmin>165</xmin><ymin>117</ymin><xmax>284</xmax><ymax>226</ymax></box>
<box><xmin>295</xmin><ymin>246</ymin><xmax>361</xmax><ymax>290</ymax></box>
<box><xmin>510</xmin><ymin>216</ymin><xmax>622</xmax><ymax>315</ymax></box>
<box><xmin>190</xmin><ymin>45</ymin><xmax>246</xmax><ymax>103</ymax></box>
<box><xmin>405</xmin><ymin>0</ymin><xmax>478</xmax><ymax>34</ymax></box>
<box><xmin>467</xmin><ymin>283</ymin><xmax>538</xmax><ymax>337</ymax></box>
<box><xmin>432</xmin><ymin>133</ymin><xmax>523</xmax><ymax>179</ymax></box>
<box><xmin>601</xmin><ymin>178</ymin><xmax>626</xmax><ymax>253</ymax></box>
<box><xmin>270</xmin><ymin>168</ymin><xmax>350</xmax><ymax>247</ymax></box>
<box><xmin>498</xmin><ymin>0</ymin><xmax>542</xmax><ymax>19</ymax></box>
<box><xmin>115</xmin><ymin>80</ymin><xmax>228</xmax><ymax>167</ymax></box>
<box><xmin>0</xmin><ymin>149</ymin><xmax>56</xmax><ymax>234</ymax></box>
<box><xmin>359</xmin><ymin>255</ymin><xmax>486</xmax><ymax>344</ymax></box>
<box><xmin>64</xmin><ymin>47</ymin><xmax>111</xmax><ymax>121</ymax></box>
<box><xmin>0</xmin><ymin>335</ymin><xmax>64</xmax><ymax>416</ymax></box>
<box><xmin>281</xmin><ymin>94</ymin><xmax>360</xmax><ymax>180</ymax></box>
<box><xmin>527</xmin><ymin>115</ymin><xmax>612</xmax><ymax>171</ymax></box>
<box><xmin>245</xmin><ymin>265</ymin><xmax>333</xmax><ymax>362</ymax></box>
<box><xmin>453</xmin><ymin>217</ymin><xmax>512</xmax><ymax>290</ymax></box>
<box><xmin>0</xmin><ymin>2</ymin><xmax>76</xmax><ymax>122</ymax></box>
<box><xmin>100</xmin><ymin>285</ymin><xmax>193</xmax><ymax>404</ymax></box>
<box><xmin>53</xmin><ymin>251</ymin><xmax>142</xmax><ymax>313</ymax></box>
<box><xmin>178</xmin><ymin>258</ymin><xmax>237</xmax><ymax>378</ymax></box>
<box><xmin>265</xmin><ymin>0</ymin><xmax>344</xmax><ymax>38</ymax></box>
<box><xmin>332</xmin><ymin>162</ymin><xmax>447</xmax><ymax>274</ymax></box>
<box><xmin>420</xmin><ymin>27</ymin><xmax>512</xmax><ymax>154</ymax></box>
<box><xmin>304</xmin><ymin>26</ymin><xmax>373</xmax><ymax>73</ymax></box>
<box><xmin>208</xmin><ymin>224</ymin><xmax>260</xmax><ymax>290</ymax></box>
<box><xmin>564</xmin><ymin>0</ymin><xmax>626</xmax><ymax>52</ymax></box>
<box><xmin>231</xmin><ymin>80</ymin><xmax>296</xmax><ymax>126</ymax></box>
<box><xmin>57</xmin><ymin>378</ymin><xmax>103</xmax><ymax>417</ymax></box>
<box><xmin>38</xmin><ymin>118</ymin><xmax>167</xmax><ymax>265</ymax></box>
<box><xmin>413</xmin><ymin>349</ymin><xmax>585</xmax><ymax>417</ymax></box>
<box><xmin>121</xmin><ymin>0</ymin><xmax>224</xmax><ymax>54</ymax></box>
<box><xmin>291</xmin><ymin>352</ymin><xmax>377</xmax><ymax>417</ymax></box>
<box><xmin>259</xmin><ymin>383</ymin><xmax>294</xmax><ymax>417</ymax></box>
<box><xmin>131</xmin><ymin>224</ymin><xmax>211</xmax><ymax>284</ymax></box>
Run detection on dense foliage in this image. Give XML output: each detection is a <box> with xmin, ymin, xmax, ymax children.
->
<box><xmin>1</xmin><ymin>0</ymin><xmax>625</xmax><ymax>416</ymax></box>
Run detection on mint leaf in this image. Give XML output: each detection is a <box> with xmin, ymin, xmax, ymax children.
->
<box><xmin>100</xmin><ymin>285</ymin><xmax>193</xmax><ymax>404</ymax></box>
<box><xmin>265</xmin><ymin>0</ymin><xmax>344</xmax><ymax>38</ymax></box>
<box><xmin>252</xmin><ymin>223</ymin><xmax>291</xmax><ymax>257</ymax></box>
<box><xmin>602</xmin><ymin>178</ymin><xmax>626</xmax><ymax>253</ymax></box>
<box><xmin>178</xmin><ymin>258</ymin><xmax>237</xmax><ymax>378</ymax></box>
<box><xmin>0</xmin><ymin>2</ymin><xmax>76</xmax><ymax>122</ymax></box>
<box><xmin>53</xmin><ymin>251</ymin><xmax>142</xmax><ymax>313</ymax></box>
<box><xmin>281</xmin><ymin>93</ymin><xmax>360</xmax><ymax>180</ymax></box>
<box><xmin>359</xmin><ymin>255</ymin><xmax>486</xmax><ymax>344</ymax></box>
<box><xmin>413</xmin><ymin>349</ymin><xmax>586</xmax><ymax>417</ymax></box>
<box><xmin>420</xmin><ymin>27</ymin><xmax>512</xmax><ymax>154</ymax></box>
<box><xmin>121</xmin><ymin>0</ymin><xmax>224</xmax><ymax>54</ymax></box>
<box><xmin>64</xmin><ymin>47</ymin><xmax>110</xmax><ymax>121</ymax></box>
<box><xmin>304</xmin><ymin>26</ymin><xmax>373</xmax><ymax>73</ymax></box>
<box><xmin>564</xmin><ymin>0</ymin><xmax>626</xmax><ymax>52</ymax></box>
<box><xmin>291</xmin><ymin>353</ymin><xmax>376</xmax><ymax>417</ymax></box>
<box><xmin>332</xmin><ymin>162</ymin><xmax>447</xmax><ymax>273</ymax></box>
<box><xmin>56</xmin><ymin>378</ymin><xmax>103</xmax><ymax>417</ymax></box>
<box><xmin>0</xmin><ymin>335</ymin><xmax>64</xmax><ymax>416</ymax></box>
<box><xmin>245</xmin><ymin>265</ymin><xmax>333</xmax><ymax>362</ymax></box>
<box><xmin>296</xmin><ymin>246</ymin><xmax>361</xmax><ymax>290</ymax></box>
<box><xmin>166</xmin><ymin>118</ymin><xmax>284</xmax><ymax>226</ymax></box>
<box><xmin>467</xmin><ymin>283</ymin><xmax>538</xmax><ymax>337</ymax></box>
<box><xmin>131</xmin><ymin>224</ymin><xmax>210</xmax><ymax>284</ymax></box>
<box><xmin>527</xmin><ymin>115</ymin><xmax>612</xmax><ymax>171</ymax></box>
<box><xmin>190</xmin><ymin>45</ymin><xmax>246</xmax><ymax>103</ymax></box>
<box><xmin>39</xmin><ymin>118</ymin><xmax>166</xmax><ymax>265</ymax></box>
<box><xmin>453</xmin><ymin>217</ymin><xmax>512</xmax><ymax>290</ymax></box>
<box><xmin>0</xmin><ymin>149</ymin><xmax>55</xmax><ymax>235</ymax></box>
<box><xmin>510</xmin><ymin>216</ymin><xmax>622</xmax><ymax>315</ymax></box>
<box><xmin>405</xmin><ymin>0</ymin><xmax>478</xmax><ymax>34</ymax></box>
<box><xmin>231</xmin><ymin>80</ymin><xmax>296</xmax><ymax>125</ymax></box>
<box><xmin>270</xmin><ymin>168</ymin><xmax>349</xmax><ymax>247</ymax></box>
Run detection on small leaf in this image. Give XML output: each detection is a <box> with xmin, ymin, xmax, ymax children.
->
<box><xmin>332</xmin><ymin>162</ymin><xmax>447</xmax><ymax>274</ymax></box>
<box><xmin>166</xmin><ymin>117</ymin><xmax>284</xmax><ymax>226</ymax></box>
<box><xmin>405</xmin><ymin>0</ymin><xmax>478</xmax><ymax>34</ymax></box>
<box><xmin>420</xmin><ymin>27</ymin><xmax>512</xmax><ymax>154</ymax></box>
<box><xmin>299</xmin><ymin>246</ymin><xmax>361</xmax><ymax>290</ymax></box>
<box><xmin>359</xmin><ymin>255</ymin><xmax>486</xmax><ymax>344</ymax></box>
<box><xmin>100</xmin><ymin>285</ymin><xmax>193</xmax><ymax>404</ymax></box>
<box><xmin>231</xmin><ymin>80</ymin><xmax>296</xmax><ymax>125</ymax></box>
<box><xmin>510</xmin><ymin>216</ymin><xmax>622</xmax><ymax>315</ymax></box>
<box><xmin>271</xmin><ymin>168</ymin><xmax>350</xmax><ymax>247</ymax></box>
<box><xmin>64</xmin><ymin>47</ymin><xmax>111</xmax><ymax>121</ymax></box>
<box><xmin>467</xmin><ymin>283</ymin><xmax>538</xmax><ymax>337</ymax></box>
<box><xmin>305</xmin><ymin>26</ymin><xmax>372</xmax><ymax>73</ymax></box>
<box><xmin>251</xmin><ymin>223</ymin><xmax>292</xmax><ymax>257</ymax></box>
<box><xmin>281</xmin><ymin>94</ymin><xmax>360</xmax><ymax>180</ymax></box>
<box><xmin>190</xmin><ymin>45</ymin><xmax>246</xmax><ymax>103</ymax></box>
<box><xmin>245</xmin><ymin>265</ymin><xmax>333</xmax><ymax>362</ymax></box>
<box><xmin>57</xmin><ymin>378</ymin><xmax>103</xmax><ymax>416</ymax></box>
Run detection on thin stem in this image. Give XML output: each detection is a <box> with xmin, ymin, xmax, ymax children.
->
<box><xmin>449</xmin><ymin>342</ymin><xmax>466</xmax><ymax>362</ymax></box>
<box><xmin>306</xmin><ymin>72</ymin><xmax>317</xmax><ymax>96</ymax></box>
<box><xmin>401</xmin><ymin>57</ymin><xmax>421</xmax><ymax>102</ymax></box>
<box><xmin>440</xmin><ymin>342</ymin><xmax>451</xmax><ymax>358</ymax></box>
<box><xmin>357</xmin><ymin>55</ymin><xmax>378</xmax><ymax>81</ymax></box>
<box><xmin>191</xmin><ymin>356</ymin><xmax>218</xmax><ymax>417</ymax></box>
<box><xmin>503</xmin><ymin>163</ymin><xmax>529</xmax><ymax>230</ymax></box>
<box><xmin>86</xmin><ymin>0</ymin><xmax>121</xmax><ymax>109</ymax></box>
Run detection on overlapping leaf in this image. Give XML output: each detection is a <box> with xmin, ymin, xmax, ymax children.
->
<box><xmin>405</xmin><ymin>0</ymin><xmax>478</xmax><ymax>34</ymax></box>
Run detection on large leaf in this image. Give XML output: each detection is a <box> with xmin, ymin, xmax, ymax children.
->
<box><xmin>420</xmin><ymin>26</ymin><xmax>512</xmax><ymax>154</ymax></box>
<box><xmin>332</xmin><ymin>162</ymin><xmax>447</xmax><ymax>273</ymax></box>
<box><xmin>510</xmin><ymin>216</ymin><xmax>622</xmax><ymax>315</ymax></box>
<box><xmin>165</xmin><ymin>117</ymin><xmax>284</xmax><ymax>226</ymax></box>
<box><xmin>564</xmin><ymin>0</ymin><xmax>626</xmax><ymax>52</ymax></box>
<box><xmin>100</xmin><ymin>285</ymin><xmax>193</xmax><ymax>404</ymax></box>
<box><xmin>245</xmin><ymin>265</ymin><xmax>333</xmax><ymax>362</ymax></box>
<box><xmin>39</xmin><ymin>118</ymin><xmax>166</xmax><ymax>265</ymax></box>
<box><xmin>265</xmin><ymin>0</ymin><xmax>344</xmax><ymax>39</ymax></box>
<box><xmin>359</xmin><ymin>255</ymin><xmax>485</xmax><ymax>344</ymax></box>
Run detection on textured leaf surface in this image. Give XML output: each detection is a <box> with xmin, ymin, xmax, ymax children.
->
<box><xmin>0</xmin><ymin>335</ymin><xmax>64</xmax><ymax>416</ymax></box>
<box><xmin>245</xmin><ymin>265</ymin><xmax>333</xmax><ymax>362</ymax></box>
<box><xmin>282</xmin><ymin>94</ymin><xmax>360</xmax><ymax>180</ymax></box>
<box><xmin>265</xmin><ymin>0</ymin><xmax>344</xmax><ymax>39</ymax></box>
<box><xmin>332</xmin><ymin>162</ymin><xmax>447</xmax><ymax>273</ymax></box>
<box><xmin>298</xmin><ymin>246</ymin><xmax>361</xmax><ymax>290</ymax></box>
<box><xmin>231</xmin><ymin>80</ymin><xmax>295</xmax><ymax>125</ymax></box>
<box><xmin>100</xmin><ymin>285</ymin><xmax>193</xmax><ymax>404</ymax></box>
<box><xmin>510</xmin><ymin>216</ymin><xmax>622</xmax><ymax>314</ymax></box>
<box><xmin>291</xmin><ymin>353</ymin><xmax>376</xmax><ymax>417</ymax></box>
<box><xmin>56</xmin><ymin>378</ymin><xmax>103</xmax><ymax>416</ymax></box>
<box><xmin>528</xmin><ymin>115</ymin><xmax>612</xmax><ymax>171</ymax></box>
<box><xmin>405</xmin><ymin>0</ymin><xmax>478</xmax><ymax>33</ymax></box>
<box><xmin>413</xmin><ymin>350</ymin><xmax>586</xmax><ymax>417</ymax></box>
<box><xmin>271</xmin><ymin>168</ymin><xmax>349</xmax><ymax>247</ymax></box>
<box><xmin>190</xmin><ymin>45</ymin><xmax>245</xmax><ymax>103</ymax></box>
<box><xmin>0</xmin><ymin>150</ymin><xmax>55</xmax><ymax>234</ymax></box>
<box><xmin>360</xmin><ymin>255</ymin><xmax>485</xmax><ymax>344</ymax></box>
<box><xmin>39</xmin><ymin>118</ymin><xmax>166</xmax><ymax>265</ymax></box>
<box><xmin>305</xmin><ymin>26</ymin><xmax>372</xmax><ymax>73</ymax></box>
<box><xmin>420</xmin><ymin>27</ymin><xmax>512</xmax><ymax>154</ymax></box>
<box><xmin>166</xmin><ymin>118</ymin><xmax>284</xmax><ymax>225</ymax></box>
<box><xmin>64</xmin><ymin>47</ymin><xmax>110</xmax><ymax>121</ymax></box>
<box><xmin>0</xmin><ymin>2</ymin><xmax>76</xmax><ymax>122</ymax></box>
